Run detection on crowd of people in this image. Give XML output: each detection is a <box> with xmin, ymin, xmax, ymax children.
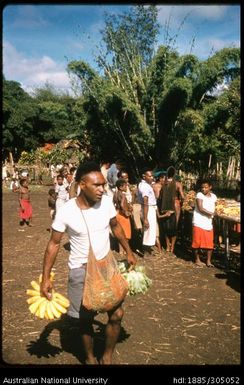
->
<box><xmin>3</xmin><ymin>158</ymin><xmax>222</xmax><ymax>364</ymax></box>
<box><xmin>4</xmin><ymin>158</ymin><xmax>220</xmax><ymax>265</ymax></box>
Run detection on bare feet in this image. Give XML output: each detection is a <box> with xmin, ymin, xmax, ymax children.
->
<box><xmin>206</xmin><ymin>263</ymin><xmax>214</xmax><ymax>268</ymax></box>
<box><xmin>85</xmin><ymin>357</ymin><xmax>98</xmax><ymax>365</ymax></box>
<box><xmin>100</xmin><ymin>356</ymin><xmax>112</xmax><ymax>365</ymax></box>
<box><xmin>195</xmin><ymin>261</ymin><xmax>205</xmax><ymax>268</ymax></box>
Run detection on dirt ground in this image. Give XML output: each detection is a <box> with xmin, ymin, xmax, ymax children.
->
<box><xmin>2</xmin><ymin>186</ymin><xmax>241</xmax><ymax>369</ymax></box>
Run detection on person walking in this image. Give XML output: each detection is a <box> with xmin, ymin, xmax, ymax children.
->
<box><xmin>40</xmin><ymin>161</ymin><xmax>137</xmax><ymax>365</ymax></box>
<box><xmin>192</xmin><ymin>179</ymin><xmax>217</xmax><ymax>267</ymax></box>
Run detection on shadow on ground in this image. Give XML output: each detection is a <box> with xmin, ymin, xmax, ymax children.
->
<box><xmin>26</xmin><ymin>314</ymin><xmax>130</xmax><ymax>364</ymax></box>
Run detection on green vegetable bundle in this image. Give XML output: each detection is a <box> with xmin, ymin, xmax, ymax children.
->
<box><xmin>118</xmin><ymin>262</ymin><xmax>152</xmax><ymax>296</ymax></box>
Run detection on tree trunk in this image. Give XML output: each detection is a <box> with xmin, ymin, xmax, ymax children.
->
<box><xmin>9</xmin><ymin>151</ymin><xmax>14</xmax><ymax>166</ymax></box>
<box><xmin>208</xmin><ymin>154</ymin><xmax>212</xmax><ymax>169</ymax></box>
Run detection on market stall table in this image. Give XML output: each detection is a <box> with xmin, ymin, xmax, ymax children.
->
<box><xmin>215</xmin><ymin>211</ymin><xmax>240</xmax><ymax>265</ymax></box>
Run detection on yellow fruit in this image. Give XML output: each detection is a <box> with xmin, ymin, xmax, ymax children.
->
<box><xmin>49</xmin><ymin>300</ymin><xmax>62</xmax><ymax>319</ymax></box>
<box><xmin>44</xmin><ymin>312</ymin><xmax>49</xmax><ymax>320</ymax></box>
<box><xmin>35</xmin><ymin>306</ymin><xmax>40</xmax><ymax>318</ymax></box>
<box><xmin>39</xmin><ymin>299</ymin><xmax>48</xmax><ymax>319</ymax></box>
<box><xmin>26</xmin><ymin>289</ymin><xmax>41</xmax><ymax>297</ymax></box>
<box><xmin>30</xmin><ymin>281</ymin><xmax>40</xmax><ymax>292</ymax></box>
<box><xmin>39</xmin><ymin>272</ymin><xmax>55</xmax><ymax>284</ymax></box>
<box><xmin>45</xmin><ymin>301</ymin><xmax>55</xmax><ymax>320</ymax></box>
<box><xmin>53</xmin><ymin>292</ymin><xmax>70</xmax><ymax>308</ymax></box>
<box><xmin>27</xmin><ymin>295</ymin><xmax>41</xmax><ymax>305</ymax></box>
<box><xmin>29</xmin><ymin>297</ymin><xmax>46</xmax><ymax>314</ymax></box>
<box><xmin>52</xmin><ymin>300</ymin><xmax>67</xmax><ymax>314</ymax></box>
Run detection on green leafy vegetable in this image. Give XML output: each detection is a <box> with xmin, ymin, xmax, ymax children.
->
<box><xmin>118</xmin><ymin>261</ymin><xmax>152</xmax><ymax>296</ymax></box>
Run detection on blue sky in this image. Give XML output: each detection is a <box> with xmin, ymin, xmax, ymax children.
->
<box><xmin>3</xmin><ymin>4</ymin><xmax>240</xmax><ymax>95</ymax></box>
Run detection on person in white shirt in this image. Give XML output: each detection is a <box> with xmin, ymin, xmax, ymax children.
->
<box><xmin>192</xmin><ymin>180</ymin><xmax>217</xmax><ymax>267</ymax></box>
<box><xmin>106</xmin><ymin>159</ymin><xmax>124</xmax><ymax>195</ymax></box>
<box><xmin>55</xmin><ymin>175</ymin><xmax>69</xmax><ymax>212</ymax></box>
<box><xmin>40</xmin><ymin>161</ymin><xmax>136</xmax><ymax>365</ymax></box>
<box><xmin>137</xmin><ymin>168</ymin><xmax>158</xmax><ymax>257</ymax></box>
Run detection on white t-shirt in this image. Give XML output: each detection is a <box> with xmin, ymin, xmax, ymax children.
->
<box><xmin>137</xmin><ymin>180</ymin><xmax>156</xmax><ymax>206</ymax></box>
<box><xmin>55</xmin><ymin>184</ymin><xmax>69</xmax><ymax>201</ymax></box>
<box><xmin>52</xmin><ymin>195</ymin><xmax>117</xmax><ymax>269</ymax></box>
<box><xmin>193</xmin><ymin>192</ymin><xmax>217</xmax><ymax>230</ymax></box>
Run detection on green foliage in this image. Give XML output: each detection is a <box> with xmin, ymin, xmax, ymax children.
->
<box><xmin>2</xmin><ymin>6</ymin><xmax>240</xmax><ymax>180</ymax></box>
<box><xmin>18</xmin><ymin>151</ymin><xmax>36</xmax><ymax>165</ymax></box>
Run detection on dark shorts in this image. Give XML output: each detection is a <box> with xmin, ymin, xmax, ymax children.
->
<box><xmin>67</xmin><ymin>266</ymin><xmax>96</xmax><ymax>319</ymax></box>
<box><xmin>160</xmin><ymin>213</ymin><xmax>177</xmax><ymax>237</ymax></box>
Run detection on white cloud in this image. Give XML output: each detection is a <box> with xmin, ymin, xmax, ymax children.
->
<box><xmin>157</xmin><ymin>5</ymin><xmax>229</xmax><ymax>26</ymax></box>
<box><xmin>3</xmin><ymin>40</ymin><xmax>73</xmax><ymax>94</ymax></box>
<box><xmin>208</xmin><ymin>38</ymin><xmax>240</xmax><ymax>52</ymax></box>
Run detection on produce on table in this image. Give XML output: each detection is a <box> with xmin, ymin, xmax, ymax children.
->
<box><xmin>215</xmin><ymin>199</ymin><xmax>240</xmax><ymax>218</ymax></box>
<box><xmin>215</xmin><ymin>199</ymin><xmax>227</xmax><ymax>215</ymax></box>
<box><xmin>26</xmin><ymin>273</ymin><xmax>70</xmax><ymax>319</ymax></box>
<box><xmin>217</xmin><ymin>206</ymin><xmax>240</xmax><ymax>218</ymax></box>
<box><xmin>182</xmin><ymin>190</ymin><xmax>196</xmax><ymax>211</ymax></box>
<box><xmin>118</xmin><ymin>262</ymin><xmax>152</xmax><ymax>296</ymax></box>
<box><xmin>183</xmin><ymin>194</ymin><xmax>240</xmax><ymax>219</ymax></box>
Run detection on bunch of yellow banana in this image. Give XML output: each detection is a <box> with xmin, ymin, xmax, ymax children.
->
<box><xmin>26</xmin><ymin>273</ymin><xmax>70</xmax><ymax>320</ymax></box>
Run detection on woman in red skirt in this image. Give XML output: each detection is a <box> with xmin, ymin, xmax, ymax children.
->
<box><xmin>18</xmin><ymin>178</ymin><xmax>33</xmax><ymax>226</ymax></box>
<box><xmin>192</xmin><ymin>180</ymin><xmax>217</xmax><ymax>267</ymax></box>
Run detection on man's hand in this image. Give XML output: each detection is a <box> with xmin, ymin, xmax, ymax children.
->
<box><xmin>165</xmin><ymin>211</ymin><xmax>172</xmax><ymax>217</ymax></box>
<box><xmin>40</xmin><ymin>278</ymin><xmax>53</xmax><ymax>300</ymax></box>
<box><xmin>143</xmin><ymin>218</ymin><xmax>149</xmax><ymax>229</ymax></box>
<box><xmin>127</xmin><ymin>251</ymin><xmax>137</xmax><ymax>268</ymax></box>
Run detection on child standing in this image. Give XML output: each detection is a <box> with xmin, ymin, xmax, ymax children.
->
<box><xmin>113</xmin><ymin>179</ymin><xmax>133</xmax><ymax>254</ymax></box>
<box><xmin>192</xmin><ymin>180</ymin><xmax>217</xmax><ymax>267</ymax></box>
<box><xmin>55</xmin><ymin>174</ymin><xmax>69</xmax><ymax>212</ymax></box>
<box><xmin>18</xmin><ymin>178</ymin><xmax>33</xmax><ymax>226</ymax></box>
<box><xmin>48</xmin><ymin>188</ymin><xmax>56</xmax><ymax>221</ymax></box>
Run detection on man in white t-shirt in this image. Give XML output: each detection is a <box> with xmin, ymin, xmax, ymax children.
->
<box><xmin>40</xmin><ymin>161</ymin><xmax>136</xmax><ymax>365</ymax></box>
<box><xmin>137</xmin><ymin>168</ymin><xmax>157</xmax><ymax>257</ymax></box>
<box><xmin>192</xmin><ymin>180</ymin><xmax>217</xmax><ymax>267</ymax></box>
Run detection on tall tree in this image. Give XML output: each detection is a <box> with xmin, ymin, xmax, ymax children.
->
<box><xmin>3</xmin><ymin>78</ymin><xmax>39</xmax><ymax>160</ymax></box>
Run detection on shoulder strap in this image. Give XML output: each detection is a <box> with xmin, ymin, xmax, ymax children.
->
<box><xmin>80</xmin><ymin>209</ymin><xmax>95</xmax><ymax>257</ymax></box>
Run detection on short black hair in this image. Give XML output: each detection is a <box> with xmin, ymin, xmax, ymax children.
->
<box><xmin>75</xmin><ymin>161</ymin><xmax>101</xmax><ymax>182</ymax></box>
<box><xmin>200</xmin><ymin>179</ymin><xmax>212</xmax><ymax>187</ymax></box>
<box><xmin>141</xmin><ymin>167</ymin><xmax>152</xmax><ymax>176</ymax></box>
<box><xmin>20</xmin><ymin>178</ymin><xmax>27</xmax><ymax>186</ymax></box>
<box><xmin>166</xmin><ymin>166</ymin><xmax>176</xmax><ymax>178</ymax></box>
<box><xmin>48</xmin><ymin>188</ymin><xmax>55</xmax><ymax>195</ymax></box>
<box><xmin>116</xmin><ymin>178</ymin><xmax>127</xmax><ymax>189</ymax></box>
<box><xmin>117</xmin><ymin>169</ymin><xmax>128</xmax><ymax>178</ymax></box>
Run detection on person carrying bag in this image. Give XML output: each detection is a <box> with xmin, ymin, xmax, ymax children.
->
<box><xmin>40</xmin><ymin>161</ymin><xmax>136</xmax><ymax>364</ymax></box>
<box><xmin>81</xmin><ymin>210</ymin><xmax>129</xmax><ymax>313</ymax></box>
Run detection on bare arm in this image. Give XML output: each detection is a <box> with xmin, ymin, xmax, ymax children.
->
<box><xmin>157</xmin><ymin>209</ymin><xmax>172</xmax><ymax>218</ymax></box>
<box><xmin>40</xmin><ymin>230</ymin><xmax>64</xmax><ymax>299</ymax></box>
<box><xmin>18</xmin><ymin>190</ymin><xmax>24</xmax><ymax>211</ymax></box>
<box><xmin>196</xmin><ymin>198</ymin><xmax>214</xmax><ymax>218</ymax></box>
<box><xmin>110</xmin><ymin>217</ymin><xmax>137</xmax><ymax>266</ymax></box>
<box><xmin>177</xmin><ymin>182</ymin><xmax>185</xmax><ymax>200</ymax></box>
<box><xmin>143</xmin><ymin>196</ymin><xmax>149</xmax><ymax>229</ymax></box>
